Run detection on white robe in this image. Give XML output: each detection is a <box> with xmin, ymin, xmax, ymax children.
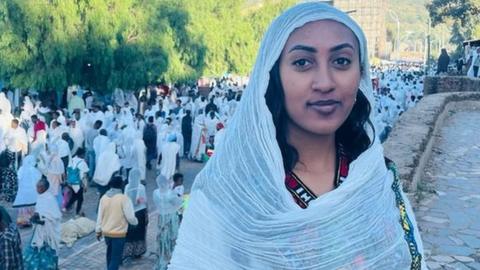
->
<box><xmin>69</xmin><ymin>126</ymin><xmax>84</xmax><ymax>155</ymax></box>
<box><xmin>33</xmin><ymin>191</ymin><xmax>62</xmax><ymax>251</ymax></box>
<box><xmin>93</xmin><ymin>135</ymin><xmax>110</xmax><ymax>162</ymax></box>
<box><xmin>133</xmin><ymin>139</ymin><xmax>147</xmax><ymax>181</ymax></box>
<box><xmin>93</xmin><ymin>142</ymin><xmax>121</xmax><ymax>186</ymax></box>
<box><xmin>4</xmin><ymin>126</ymin><xmax>28</xmax><ymax>155</ymax></box>
<box><xmin>189</xmin><ymin>115</ymin><xmax>206</xmax><ymax>160</ymax></box>
<box><xmin>159</xmin><ymin>142</ymin><xmax>180</xmax><ymax>180</ymax></box>
<box><xmin>13</xmin><ymin>156</ymin><xmax>41</xmax><ymax>207</ymax></box>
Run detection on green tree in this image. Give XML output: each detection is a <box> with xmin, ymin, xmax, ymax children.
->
<box><xmin>0</xmin><ymin>0</ymin><xmax>297</xmax><ymax>93</ymax></box>
<box><xmin>427</xmin><ymin>0</ymin><xmax>480</xmax><ymax>57</ymax></box>
<box><xmin>0</xmin><ymin>0</ymin><xmax>204</xmax><ymax>93</ymax></box>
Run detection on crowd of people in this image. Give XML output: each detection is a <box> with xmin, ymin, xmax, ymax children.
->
<box><xmin>0</xmin><ymin>67</ymin><xmax>424</xmax><ymax>269</ymax></box>
<box><xmin>465</xmin><ymin>45</ymin><xmax>480</xmax><ymax>78</ymax></box>
<box><xmin>0</xmin><ymin>75</ymin><xmax>243</xmax><ymax>270</ymax></box>
<box><xmin>371</xmin><ymin>64</ymin><xmax>425</xmax><ymax>141</ymax></box>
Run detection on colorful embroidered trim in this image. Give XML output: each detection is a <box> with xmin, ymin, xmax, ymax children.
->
<box><xmin>386</xmin><ymin>159</ymin><xmax>422</xmax><ymax>270</ymax></box>
<box><xmin>285</xmin><ymin>146</ymin><xmax>350</xmax><ymax>209</ymax></box>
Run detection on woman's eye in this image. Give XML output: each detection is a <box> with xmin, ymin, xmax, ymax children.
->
<box><xmin>292</xmin><ymin>59</ymin><xmax>311</xmax><ymax>68</ymax></box>
<box><xmin>333</xmin><ymin>58</ymin><xmax>351</xmax><ymax>66</ymax></box>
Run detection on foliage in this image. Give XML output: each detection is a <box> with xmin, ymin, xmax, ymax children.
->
<box><xmin>0</xmin><ymin>0</ymin><xmax>298</xmax><ymax>92</ymax></box>
<box><xmin>427</xmin><ymin>0</ymin><xmax>480</xmax><ymax>57</ymax></box>
<box><xmin>0</xmin><ymin>0</ymin><xmax>206</xmax><ymax>93</ymax></box>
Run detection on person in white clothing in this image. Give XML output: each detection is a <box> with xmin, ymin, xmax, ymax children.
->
<box><xmin>158</xmin><ymin>134</ymin><xmax>180</xmax><ymax>181</ymax></box>
<box><xmin>93</xmin><ymin>129</ymin><xmax>110</xmax><ymax>162</ymax></box>
<box><xmin>4</xmin><ymin>119</ymin><xmax>28</xmax><ymax>169</ymax></box>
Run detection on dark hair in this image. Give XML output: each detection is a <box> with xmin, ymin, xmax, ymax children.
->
<box><xmin>37</xmin><ymin>177</ymin><xmax>50</xmax><ymax>191</ymax></box>
<box><xmin>99</xmin><ymin>129</ymin><xmax>107</xmax><ymax>136</ymax></box>
<box><xmin>94</xmin><ymin>120</ymin><xmax>103</xmax><ymax>128</ymax></box>
<box><xmin>76</xmin><ymin>148</ymin><xmax>86</xmax><ymax>157</ymax></box>
<box><xmin>173</xmin><ymin>173</ymin><xmax>184</xmax><ymax>182</ymax></box>
<box><xmin>265</xmin><ymin>60</ymin><xmax>374</xmax><ymax>172</ymax></box>
<box><xmin>109</xmin><ymin>175</ymin><xmax>124</xmax><ymax>189</ymax></box>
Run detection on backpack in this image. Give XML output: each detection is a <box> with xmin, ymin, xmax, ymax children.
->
<box><xmin>66</xmin><ymin>160</ymin><xmax>82</xmax><ymax>186</ymax></box>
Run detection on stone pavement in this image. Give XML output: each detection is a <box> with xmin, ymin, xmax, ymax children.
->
<box><xmin>59</xmin><ymin>211</ymin><xmax>158</xmax><ymax>269</ymax></box>
<box><xmin>416</xmin><ymin>106</ymin><xmax>480</xmax><ymax>269</ymax></box>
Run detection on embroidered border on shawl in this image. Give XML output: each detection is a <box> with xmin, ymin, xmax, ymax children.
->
<box><xmin>285</xmin><ymin>147</ymin><xmax>350</xmax><ymax>209</ymax></box>
<box><xmin>386</xmin><ymin>160</ymin><xmax>422</xmax><ymax>270</ymax></box>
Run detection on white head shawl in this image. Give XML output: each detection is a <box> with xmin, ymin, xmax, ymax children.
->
<box><xmin>170</xmin><ymin>2</ymin><xmax>424</xmax><ymax>270</ymax></box>
<box><xmin>93</xmin><ymin>142</ymin><xmax>121</xmax><ymax>186</ymax></box>
<box><xmin>153</xmin><ymin>174</ymin><xmax>182</xmax><ymax>215</ymax></box>
<box><xmin>33</xmin><ymin>189</ymin><xmax>61</xmax><ymax>250</ymax></box>
<box><xmin>124</xmin><ymin>168</ymin><xmax>147</xmax><ymax>212</ymax></box>
<box><xmin>13</xmin><ymin>155</ymin><xmax>41</xmax><ymax>207</ymax></box>
<box><xmin>47</xmin><ymin>144</ymin><xmax>64</xmax><ymax>175</ymax></box>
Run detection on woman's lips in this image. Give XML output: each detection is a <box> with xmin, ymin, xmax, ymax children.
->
<box><xmin>307</xmin><ymin>100</ymin><xmax>340</xmax><ymax>115</ymax></box>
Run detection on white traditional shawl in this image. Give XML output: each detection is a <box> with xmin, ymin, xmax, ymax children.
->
<box><xmin>124</xmin><ymin>168</ymin><xmax>147</xmax><ymax>212</ymax></box>
<box><xmin>33</xmin><ymin>191</ymin><xmax>61</xmax><ymax>251</ymax></box>
<box><xmin>170</xmin><ymin>2</ymin><xmax>425</xmax><ymax>270</ymax></box>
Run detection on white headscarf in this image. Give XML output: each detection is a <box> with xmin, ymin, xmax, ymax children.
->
<box><xmin>153</xmin><ymin>174</ymin><xmax>182</xmax><ymax>215</ymax></box>
<box><xmin>124</xmin><ymin>168</ymin><xmax>147</xmax><ymax>212</ymax></box>
<box><xmin>93</xmin><ymin>142</ymin><xmax>121</xmax><ymax>186</ymax></box>
<box><xmin>46</xmin><ymin>144</ymin><xmax>64</xmax><ymax>175</ymax></box>
<box><xmin>13</xmin><ymin>155</ymin><xmax>41</xmax><ymax>207</ymax></box>
<box><xmin>33</xmin><ymin>188</ymin><xmax>62</xmax><ymax>250</ymax></box>
<box><xmin>170</xmin><ymin>2</ymin><xmax>424</xmax><ymax>270</ymax></box>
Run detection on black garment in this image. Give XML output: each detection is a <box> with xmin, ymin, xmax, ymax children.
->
<box><xmin>61</xmin><ymin>156</ymin><xmax>69</xmax><ymax>173</ymax></box>
<box><xmin>474</xmin><ymin>66</ymin><xmax>479</xmax><ymax>78</ymax></box>
<box><xmin>437</xmin><ymin>51</ymin><xmax>450</xmax><ymax>74</ymax></box>
<box><xmin>143</xmin><ymin>124</ymin><xmax>157</xmax><ymax>166</ymax></box>
<box><xmin>65</xmin><ymin>187</ymin><xmax>84</xmax><ymax>215</ymax></box>
<box><xmin>181</xmin><ymin>115</ymin><xmax>193</xmax><ymax>155</ymax></box>
<box><xmin>456</xmin><ymin>59</ymin><xmax>464</xmax><ymax>73</ymax></box>
<box><xmin>0</xmin><ymin>151</ymin><xmax>17</xmax><ymax>203</ymax></box>
<box><xmin>123</xmin><ymin>208</ymin><xmax>148</xmax><ymax>259</ymax></box>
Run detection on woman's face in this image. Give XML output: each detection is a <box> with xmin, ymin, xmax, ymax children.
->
<box><xmin>279</xmin><ymin>20</ymin><xmax>361</xmax><ymax>137</ymax></box>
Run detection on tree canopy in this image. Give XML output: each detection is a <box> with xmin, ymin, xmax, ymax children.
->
<box><xmin>427</xmin><ymin>0</ymin><xmax>480</xmax><ymax>56</ymax></box>
<box><xmin>0</xmin><ymin>0</ymin><xmax>294</xmax><ymax>93</ymax></box>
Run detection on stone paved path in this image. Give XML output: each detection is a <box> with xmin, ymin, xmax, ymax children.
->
<box><xmin>416</xmin><ymin>106</ymin><xmax>480</xmax><ymax>269</ymax></box>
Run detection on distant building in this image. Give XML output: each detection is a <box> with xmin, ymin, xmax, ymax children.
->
<box><xmin>332</xmin><ymin>0</ymin><xmax>387</xmax><ymax>58</ymax></box>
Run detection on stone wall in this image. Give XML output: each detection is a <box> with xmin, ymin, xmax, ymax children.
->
<box><xmin>424</xmin><ymin>76</ymin><xmax>480</xmax><ymax>95</ymax></box>
<box><xmin>383</xmin><ymin>92</ymin><xmax>480</xmax><ymax>194</ymax></box>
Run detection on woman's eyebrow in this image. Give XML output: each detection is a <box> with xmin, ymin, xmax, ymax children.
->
<box><xmin>287</xmin><ymin>43</ymin><xmax>354</xmax><ymax>54</ymax></box>
<box><xmin>329</xmin><ymin>43</ymin><xmax>354</xmax><ymax>52</ymax></box>
<box><xmin>288</xmin><ymin>45</ymin><xmax>317</xmax><ymax>53</ymax></box>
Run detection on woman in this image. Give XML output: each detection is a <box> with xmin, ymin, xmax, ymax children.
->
<box><xmin>40</xmin><ymin>144</ymin><xmax>64</xmax><ymax>207</ymax></box>
<box><xmin>153</xmin><ymin>174</ymin><xmax>182</xmax><ymax>270</ymax></box>
<box><xmin>93</xmin><ymin>142</ymin><xmax>121</xmax><ymax>198</ymax></box>
<box><xmin>68</xmin><ymin>120</ymin><xmax>84</xmax><ymax>156</ymax></box>
<box><xmin>23</xmin><ymin>178</ymin><xmax>61</xmax><ymax>270</ymax></box>
<box><xmin>169</xmin><ymin>3</ymin><xmax>424</xmax><ymax>270</ymax></box>
<box><xmin>0</xmin><ymin>151</ymin><xmax>17</xmax><ymax>203</ymax></box>
<box><xmin>30</xmin><ymin>130</ymin><xmax>47</xmax><ymax>158</ymax></box>
<box><xmin>13</xmin><ymin>155</ymin><xmax>42</xmax><ymax>227</ymax></box>
<box><xmin>158</xmin><ymin>134</ymin><xmax>180</xmax><ymax>181</ymax></box>
<box><xmin>123</xmin><ymin>168</ymin><xmax>148</xmax><ymax>260</ymax></box>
